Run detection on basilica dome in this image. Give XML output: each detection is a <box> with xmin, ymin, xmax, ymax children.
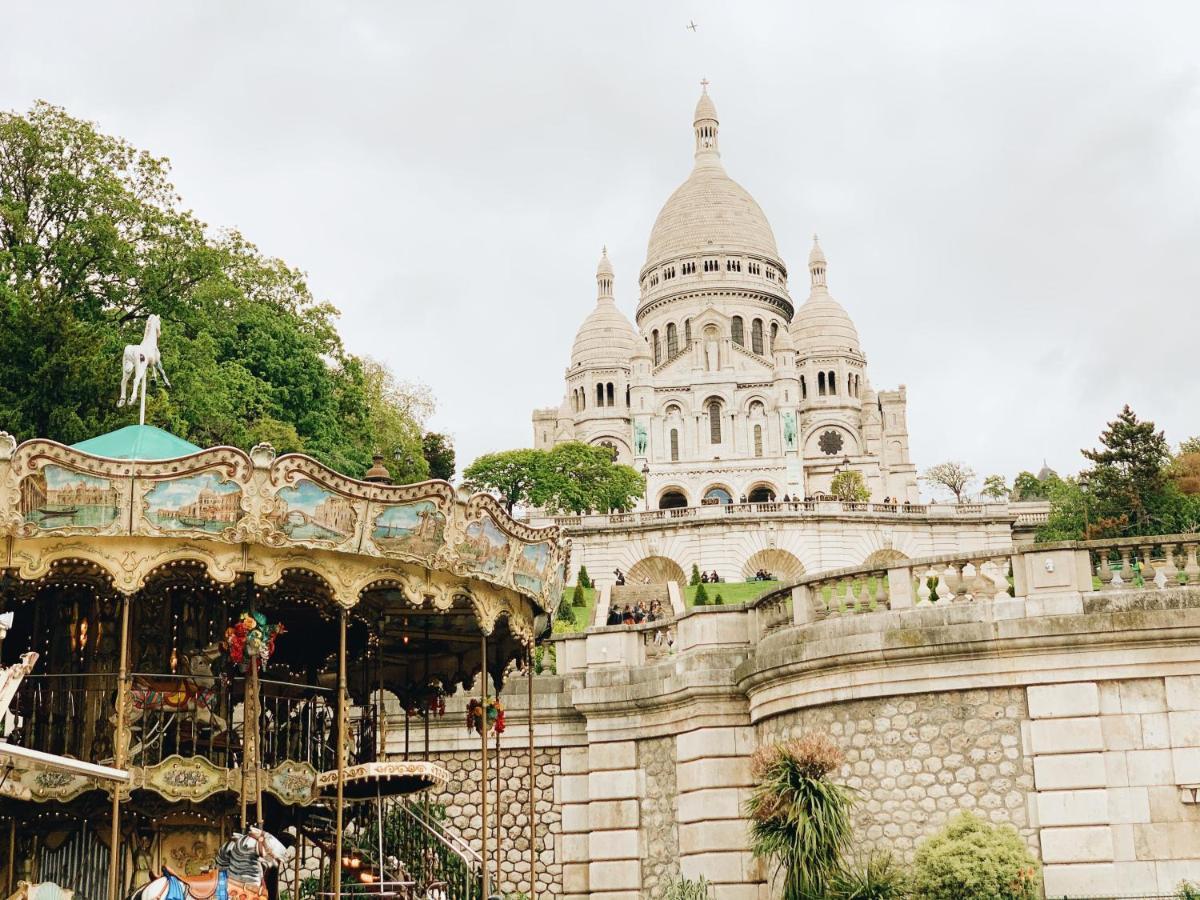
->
<box><xmin>643</xmin><ymin>88</ymin><xmax>782</xmax><ymax>273</ymax></box>
<box><xmin>792</xmin><ymin>237</ymin><xmax>862</xmax><ymax>355</ymax></box>
<box><xmin>570</xmin><ymin>249</ymin><xmax>639</xmax><ymax>368</ymax></box>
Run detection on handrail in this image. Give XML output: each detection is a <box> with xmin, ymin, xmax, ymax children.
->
<box><xmin>397</xmin><ymin>797</ymin><xmax>482</xmax><ymax>870</ymax></box>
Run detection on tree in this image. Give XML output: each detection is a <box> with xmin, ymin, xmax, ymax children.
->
<box><xmin>748</xmin><ymin>734</ymin><xmax>855</xmax><ymax>899</ymax></box>
<box><xmin>911</xmin><ymin>812</ymin><xmax>1039</xmax><ymax>900</ymax></box>
<box><xmin>1011</xmin><ymin>471</ymin><xmax>1048</xmax><ymax>501</ymax></box>
<box><xmin>359</xmin><ymin>358</ymin><xmax>432</xmax><ymax>482</ymax></box>
<box><xmin>577</xmin><ymin>565</ymin><xmax>592</xmax><ymax>589</ymax></box>
<box><xmin>1181</xmin><ymin>436</ymin><xmax>1200</xmax><ymax>456</ymax></box>
<box><xmin>539</xmin><ymin>442</ymin><xmax>645</xmax><ymax>514</ymax></box>
<box><xmin>461</xmin><ymin>449</ymin><xmax>546</xmax><ymax>514</ymax></box>
<box><xmin>1170</xmin><ymin>452</ymin><xmax>1200</xmax><ymax>496</ymax></box>
<box><xmin>555</xmin><ymin>598</ymin><xmax>576</xmax><ymax>626</ymax></box>
<box><xmin>1080</xmin><ymin>405</ymin><xmax>1172</xmax><ymax>536</ymax></box>
<box><xmin>571</xmin><ymin>582</ymin><xmax>586</xmax><ymax>608</ymax></box>
<box><xmin>693</xmin><ymin>582</ymin><xmax>709</xmax><ymax>606</ymax></box>
<box><xmin>981</xmin><ymin>474</ymin><xmax>1009</xmax><ymax>500</ymax></box>
<box><xmin>0</xmin><ymin>102</ymin><xmax>431</xmax><ymax>478</ymax></box>
<box><xmin>422</xmin><ymin>431</ymin><xmax>456</xmax><ymax>481</ymax></box>
<box><xmin>829</xmin><ymin>470</ymin><xmax>869</xmax><ymax>503</ymax></box>
<box><xmin>921</xmin><ymin>461</ymin><xmax>977</xmax><ymax>503</ymax></box>
<box><xmin>690</xmin><ymin>564</ymin><xmax>702</xmax><ymax>587</ymax></box>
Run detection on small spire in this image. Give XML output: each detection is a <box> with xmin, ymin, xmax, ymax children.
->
<box><xmin>693</xmin><ymin>81</ymin><xmax>719</xmax><ymax>163</ymax></box>
<box><xmin>809</xmin><ymin>235</ymin><xmax>827</xmax><ymax>288</ymax></box>
<box><xmin>596</xmin><ymin>246</ymin><xmax>614</xmax><ymax>299</ymax></box>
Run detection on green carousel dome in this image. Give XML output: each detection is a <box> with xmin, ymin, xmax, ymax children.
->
<box><xmin>70</xmin><ymin>424</ymin><xmax>202</xmax><ymax>460</ymax></box>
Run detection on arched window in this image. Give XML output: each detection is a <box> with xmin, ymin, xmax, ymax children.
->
<box><xmin>659</xmin><ymin>490</ymin><xmax>688</xmax><ymax>510</ymax></box>
<box><xmin>818</xmin><ymin>371</ymin><xmax>826</xmax><ymax>396</ymax></box>
<box><xmin>652</xmin><ymin>330</ymin><xmax>660</xmax><ymax>365</ymax></box>
<box><xmin>708</xmin><ymin>399</ymin><xmax>722</xmax><ymax>444</ymax></box>
<box><xmin>828</xmin><ymin>371</ymin><xmax>837</xmax><ymax>395</ymax></box>
<box><xmin>801</xmin><ymin>375</ymin><xmax>807</xmax><ymax>399</ymax></box>
<box><xmin>666</xmin><ymin>322</ymin><xmax>678</xmax><ymax>357</ymax></box>
<box><xmin>749</xmin><ymin>400</ymin><xmax>764</xmax><ymax>417</ymax></box>
<box><xmin>625</xmin><ymin>385</ymin><xmax>630</xmax><ymax>407</ymax></box>
<box><xmin>748</xmin><ymin>485</ymin><xmax>775</xmax><ymax>503</ymax></box>
<box><xmin>703</xmin><ymin>486</ymin><xmax>733</xmax><ymax>505</ymax></box>
<box><xmin>670</xmin><ymin>428</ymin><xmax>679</xmax><ymax>462</ymax></box>
<box><xmin>606</xmin><ymin>383</ymin><xmax>615</xmax><ymax>406</ymax></box>
<box><xmin>770</xmin><ymin>322</ymin><xmax>778</xmax><ymax>351</ymax></box>
<box><xmin>754</xmin><ymin>424</ymin><xmax>763</xmax><ymax>457</ymax></box>
<box><xmin>731</xmin><ymin>317</ymin><xmax>744</xmax><ymax>346</ymax></box>
<box><xmin>580</xmin><ymin>388</ymin><xmax>586</xmax><ymax>409</ymax></box>
<box><xmin>684</xmin><ymin>319</ymin><xmax>692</xmax><ymax>345</ymax></box>
<box><xmin>751</xmin><ymin>319</ymin><xmax>764</xmax><ymax>355</ymax></box>
<box><xmin>596</xmin><ymin>384</ymin><xmax>604</xmax><ymax>406</ymax></box>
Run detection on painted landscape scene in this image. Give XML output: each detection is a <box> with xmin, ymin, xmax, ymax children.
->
<box><xmin>274</xmin><ymin>479</ymin><xmax>356</xmax><ymax>543</ymax></box>
<box><xmin>19</xmin><ymin>465</ymin><xmax>121</xmax><ymax>529</ymax></box>
<box><xmin>456</xmin><ymin>515</ymin><xmax>510</xmax><ymax>578</ymax></box>
<box><xmin>145</xmin><ymin>472</ymin><xmax>242</xmax><ymax>532</ymax></box>
<box><xmin>513</xmin><ymin>541</ymin><xmax>553</xmax><ymax>595</ymax></box>
<box><xmin>372</xmin><ymin>500</ymin><xmax>445</xmax><ymax>559</ymax></box>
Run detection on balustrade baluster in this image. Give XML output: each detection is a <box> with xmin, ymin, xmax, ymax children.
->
<box><xmin>858</xmin><ymin>578</ymin><xmax>872</xmax><ymax>611</ymax></box>
<box><xmin>1115</xmin><ymin>549</ymin><xmax>1132</xmax><ymax>587</ymax></box>
<box><xmin>1161</xmin><ymin>544</ymin><xmax>1180</xmax><ymax>587</ymax></box>
<box><xmin>1184</xmin><ymin>543</ymin><xmax>1200</xmax><ymax>585</ymax></box>
<box><xmin>1139</xmin><ymin>545</ymin><xmax>1158</xmax><ymax>588</ymax></box>
<box><xmin>1096</xmin><ymin>549</ymin><xmax>1114</xmax><ymax>587</ymax></box>
<box><xmin>874</xmin><ymin>571</ymin><xmax>888</xmax><ymax>608</ymax></box>
<box><xmin>917</xmin><ymin>568</ymin><xmax>934</xmax><ymax>604</ymax></box>
<box><xmin>965</xmin><ymin>561</ymin><xmax>989</xmax><ymax>601</ymax></box>
<box><xmin>936</xmin><ymin>567</ymin><xmax>954</xmax><ymax>603</ymax></box>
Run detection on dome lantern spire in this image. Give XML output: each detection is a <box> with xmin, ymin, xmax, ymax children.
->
<box><xmin>596</xmin><ymin>246</ymin><xmax>614</xmax><ymax>300</ymax></box>
<box><xmin>809</xmin><ymin>234</ymin><xmax>827</xmax><ymax>289</ymax></box>
<box><xmin>693</xmin><ymin>79</ymin><xmax>720</xmax><ymax>165</ymax></box>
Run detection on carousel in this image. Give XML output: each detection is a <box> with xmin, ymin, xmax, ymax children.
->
<box><xmin>0</xmin><ymin>417</ymin><xmax>565</xmax><ymax>900</ymax></box>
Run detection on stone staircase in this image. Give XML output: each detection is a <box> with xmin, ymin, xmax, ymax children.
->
<box><xmin>594</xmin><ymin>583</ymin><xmax>682</xmax><ymax>625</ymax></box>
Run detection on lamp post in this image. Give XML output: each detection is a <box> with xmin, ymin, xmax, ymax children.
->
<box><xmin>642</xmin><ymin>462</ymin><xmax>650</xmax><ymax>512</ymax></box>
<box><xmin>1078</xmin><ymin>472</ymin><xmax>1091</xmax><ymax>540</ymax></box>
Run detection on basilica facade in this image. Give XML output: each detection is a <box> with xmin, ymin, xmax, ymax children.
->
<box><xmin>532</xmin><ymin>86</ymin><xmax>919</xmax><ymax>508</ymax></box>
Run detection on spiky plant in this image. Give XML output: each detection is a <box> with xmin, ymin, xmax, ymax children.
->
<box><xmin>747</xmin><ymin>733</ymin><xmax>855</xmax><ymax>899</ymax></box>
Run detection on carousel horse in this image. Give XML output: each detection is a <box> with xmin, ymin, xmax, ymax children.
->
<box><xmin>6</xmin><ymin>882</ymin><xmax>74</xmax><ymax>900</ymax></box>
<box><xmin>126</xmin><ymin>827</ymin><xmax>288</xmax><ymax>900</ymax></box>
<box><xmin>121</xmin><ymin>643</ymin><xmax>228</xmax><ymax>759</ymax></box>
<box><xmin>118</xmin><ymin>314</ymin><xmax>170</xmax><ymax>408</ymax></box>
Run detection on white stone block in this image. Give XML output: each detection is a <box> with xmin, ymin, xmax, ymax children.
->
<box><xmin>562</xmin><ymin>803</ymin><xmax>589</xmax><ymax>833</ymax></box>
<box><xmin>588</xmin><ymin>799</ymin><xmax>640</xmax><ymax>831</ymax></box>
<box><xmin>1099</xmin><ymin>682</ymin><xmax>1123</xmax><ymax>715</ymax></box>
<box><xmin>1028</xmin><ymin>682</ymin><xmax>1099</xmax><ymax>719</ymax></box>
<box><xmin>1101</xmin><ymin>715</ymin><xmax>1143</xmax><ymax>751</ymax></box>
<box><xmin>677</xmin><ymin>756</ymin><xmax>753</xmax><ymax>793</ymax></box>
<box><xmin>588</xmin><ymin>769</ymin><xmax>639</xmax><ymax>801</ymax></box>
<box><xmin>1105</xmin><ymin>751</ymin><xmax>1130</xmax><ymax>787</ymax></box>
<box><xmin>1037</xmin><ymin>789</ymin><xmax>1109</xmax><ymax>826</ymax></box>
<box><xmin>709</xmin><ymin>885</ymin><xmax>769</xmax><ymax>900</ymax></box>
<box><xmin>1040</xmin><ymin>826</ymin><xmax>1114</xmax><ymax>863</ymax></box>
<box><xmin>677</xmin><ymin>726</ymin><xmax>755</xmax><ymax>762</ymax></box>
<box><xmin>1142</xmin><ymin>713</ymin><xmax>1170</xmax><ymax>749</ymax></box>
<box><xmin>561</xmin><ymin>746</ymin><xmax>589</xmax><ymax>774</ymax></box>
<box><xmin>678</xmin><ymin>787</ymin><xmax>749</xmax><ymax>824</ymax></box>
<box><xmin>1154</xmin><ymin>859</ymin><xmax>1200</xmax><ymax>894</ymax></box>
<box><xmin>679</xmin><ymin>820</ymin><xmax>753</xmax><ymax>855</ymax></box>
<box><xmin>1031</xmin><ymin>717</ymin><xmax>1104</xmax><ymax>754</ymax></box>
<box><xmin>1107</xmin><ymin>787</ymin><xmax>1151</xmax><ymax>824</ymax></box>
<box><xmin>558</xmin><ymin>773</ymin><xmax>589</xmax><ymax>804</ymax></box>
<box><xmin>1034</xmin><ymin>753</ymin><xmax>1106</xmax><ymax>790</ymax></box>
<box><xmin>1111</xmin><ymin>824</ymin><xmax>1136</xmax><ymax>861</ymax></box>
<box><xmin>1170</xmin><ymin>711</ymin><xmax>1200</xmax><ymax>747</ymax></box>
<box><xmin>589</xmin><ymin>741</ymin><xmax>637</xmax><ymax>772</ymax></box>
<box><xmin>1172</xmin><ymin>747</ymin><xmax>1200</xmax><ymax>784</ymax></box>
<box><xmin>1119</xmin><ymin>678</ymin><xmax>1167</xmax><ymax>714</ymax></box>
<box><xmin>1127</xmin><ymin>749</ymin><xmax>1174</xmax><ymax>786</ymax></box>
<box><xmin>563</xmin><ymin>862</ymin><xmax>589</xmax><ymax>893</ymax></box>
<box><xmin>589</xmin><ymin>859</ymin><xmax>641</xmax><ymax>891</ymax></box>
<box><xmin>1134</xmin><ymin>822</ymin><xmax>1200</xmax><ymax>861</ymax></box>
<box><xmin>1042</xmin><ymin>863</ymin><xmax>1115</xmax><ymax>897</ymax></box>
<box><xmin>680</xmin><ymin>851</ymin><xmax>762</xmax><ymax>884</ymax></box>
<box><xmin>588</xmin><ymin>828</ymin><xmax>640</xmax><ymax>860</ymax></box>
<box><xmin>1167</xmin><ymin>676</ymin><xmax>1200</xmax><ymax>711</ymax></box>
<box><xmin>561</xmin><ymin>832</ymin><xmax>588</xmax><ymax>862</ymax></box>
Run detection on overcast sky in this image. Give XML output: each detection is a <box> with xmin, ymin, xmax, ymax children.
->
<box><xmin>3</xmin><ymin>1</ymin><xmax>1198</xmax><ymax>488</ymax></box>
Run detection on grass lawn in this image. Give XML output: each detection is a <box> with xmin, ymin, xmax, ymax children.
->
<box><xmin>556</xmin><ymin>586</ymin><xmax>597</xmax><ymax>632</ymax></box>
<box><xmin>684</xmin><ymin>580</ymin><xmax>781</xmax><ymax>607</ymax></box>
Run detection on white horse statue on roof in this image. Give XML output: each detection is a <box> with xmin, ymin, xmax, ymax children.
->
<box><xmin>118</xmin><ymin>314</ymin><xmax>170</xmax><ymax>423</ymax></box>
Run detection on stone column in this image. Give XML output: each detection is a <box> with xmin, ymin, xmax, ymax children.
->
<box><xmin>676</xmin><ymin>726</ymin><xmax>765</xmax><ymax>898</ymax></box>
<box><xmin>557</xmin><ymin>746</ymin><xmax>590</xmax><ymax>900</ymax></box>
<box><xmin>588</xmin><ymin>741</ymin><xmax>643</xmax><ymax>899</ymax></box>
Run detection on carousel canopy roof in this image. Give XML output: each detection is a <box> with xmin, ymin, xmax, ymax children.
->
<box><xmin>71</xmin><ymin>424</ymin><xmax>202</xmax><ymax>460</ymax></box>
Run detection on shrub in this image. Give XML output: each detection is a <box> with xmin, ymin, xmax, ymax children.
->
<box><xmin>832</xmin><ymin>852</ymin><xmax>910</xmax><ymax>899</ymax></box>
<box><xmin>693</xmin><ymin>582</ymin><xmax>709</xmax><ymax>606</ymax></box>
<box><xmin>662</xmin><ymin>876</ymin><xmax>711</xmax><ymax>900</ymax></box>
<box><xmin>577</xmin><ymin>565</ymin><xmax>591</xmax><ymax>589</ymax></box>
<box><xmin>1177</xmin><ymin>882</ymin><xmax>1200</xmax><ymax>900</ymax></box>
<box><xmin>555</xmin><ymin>598</ymin><xmax>576</xmax><ymax>625</ymax></box>
<box><xmin>910</xmin><ymin>812</ymin><xmax>1038</xmax><ymax>900</ymax></box>
<box><xmin>714</xmin><ymin>592</ymin><xmax>724</xmax><ymax>604</ymax></box>
<box><xmin>571</xmin><ymin>582</ymin><xmax>586</xmax><ymax>607</ymax></box>
<box><xmin>690</xmin><ymin>563</ymin><xmax>702</xmax><ymax>586</ymax></box>
<box><xmin>747</xmin><ymin>733</ymin><xmax>854</xmax><ymax>899</ymax></box>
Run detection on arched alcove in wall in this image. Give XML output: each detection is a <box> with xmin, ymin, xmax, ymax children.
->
<box><xmin>741</xmin><ymin>549</ymin><xmax>805</xmax><ymax>582</ymax></box>
<box><xmin>658</xmin><ymin>487</ymin><xmax>688</xmax><ymax>509</ymax></box>
<box><xmin>628</xmin><ymin>556</ymin><xmax>687</xmax><ymax>585</ymax></box>
<box><xmin>863</xmin><ymin>548</ymin><xmax>908</xmax><ymax>566</ymax></box>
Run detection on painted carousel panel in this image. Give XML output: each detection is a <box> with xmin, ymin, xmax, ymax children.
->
<box><xmin>143</xmin><ymin>471</ymin><xmax>243</xmax><ymax>533</ymax></box>
<box><xmin>140</xmin><ymin>753</ymin><xmax>234</xmax><ymax>802</ymax></box>
<box><xmin>271</xmin><ymin>478</ymin><xmax>358</xmax><ymax>546</ymax></box>
<box><xmin>456</xmin><ymin>515</ymin><xmax>511</xmax><ymax>579</ymax></box>
<box><xmin>18</xmin><ymin>465</ymin><xmax>121</xmax><ymax>531</ymax></box>
<box><xmin>370</xmin><ymin>499</ymin><xmax>446</xmax><ymax>560</ymax></box>
<box><xmin>514</xmin><ymin>540</ymin><xmax>554</xmax><ymax>596</ymax></box>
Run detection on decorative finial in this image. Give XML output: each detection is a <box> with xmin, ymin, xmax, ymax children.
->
<box><xmin>117</xmin><ymin>313</ymin><xmax>171</xmax><ymax>426</ymax></box>
<box><xmin>700</xmin><ymin>78</ymin><xmax>710</xmax><ymax>92</ymax></box>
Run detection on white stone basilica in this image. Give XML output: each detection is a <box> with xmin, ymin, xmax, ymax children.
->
<box><xmin>533</xmin><ymin>86</ymin><xmax>919</xmax><ymax>508</ymax></box>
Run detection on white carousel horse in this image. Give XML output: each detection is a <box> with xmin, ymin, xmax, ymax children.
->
<box><xmin>6</xmin><ymin>882</ymin><xmax>74</xmax><ymax>900</ymax></box>
<box><xmin>126</xmin><ymin>827</ymin><xmax>289</xmax><ymax>900</ymax></box>
<box><xmin>0</xmin><ymin>651</ymin><xmax>38</xmax><ymax>721</ymax></box>
<box><xmin>117</xmin><ymin>314</ymin><xmax>170</xmax><ymax>408</ymax></box>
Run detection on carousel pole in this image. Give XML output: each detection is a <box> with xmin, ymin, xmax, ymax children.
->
<box><xmin>527</xmin><ymin>648</ymin><xmax>536</xmax><ymax>900</ymax></box>
<box><xmin>493</xmin><ymin>722</ymin><xmax>501</xmax><ymax>876</ymax></box>
<box><xmin>6</xmin><ymin>818</ymin><xmax>15</xmax><ymax>897</ymax></box>
<box><xmin>108</xmin><ymin>592</ymin><xmax>130</xmax><ymax>900</ymax></box>
<box><xmin>375</xmin><ymin>621</ymin><xmax>387</xmax><ymax>888</ymax></box>
<box><xmin>293</xmin><ymin>833</ymin><xmax>303</xmax><ymax>900</ymax></box>
<box><xmin>333</xmin><ymin>609</ymin><xmax>348</xmax><ymax>899</ymax></box>
<box><xmin>479</xmin><ymin>634</ymin><xmax>489</xmax><ymax>899</ymax></box>
<box><xmin>248</xmin><ymin>653</ymin><xmax>263</xmax><ymax>822</ymax></box>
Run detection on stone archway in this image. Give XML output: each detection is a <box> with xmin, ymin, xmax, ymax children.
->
<box><xmin>628</xmin><ymin>556</ymin><xmax>687</xmax><ymax>585</ymax></box>
<box><xmin>741</xmin><ymin>549</ymin><xmax>805</xmax><ymax>582</ymax></box>
<box><xmin>863</xmin><ymin>548</ymin><xmax>908</xmax><ymax>566</ymax></box>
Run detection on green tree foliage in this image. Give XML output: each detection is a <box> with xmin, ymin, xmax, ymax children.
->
<box><xmin>910</xmin><ymin>811</ymin><xmax>1039</xmax><ymax>900</ymax></box>
<box><xmin>462</xmin><ymin>443</ymin><xmax>645</xmax><ymax>515</ymax></box>
<box><xmin>690</xmin><ymin>563</ymin><xmax>702</xmax><ymax>586</ymax></box>
<box><xmin>747</xmin><ymin>733</ymin><xmax>855</xmax><ymax>899</ymax></box>
<box><xmin>0</xmin><ymin>102</ymin><xmax>430</xmax><ymax>477</ymax></box>
<box><xmin>577</xmin><ymin>565</ymin><xmax>591</xmax><ymax>589</ymax></box>
<box><xmin>571</xmin><ymin>582</ymin><xmax>585</xmax><ymax>607</ymax></box>
<box><xmin>555</xmin><ymin>597</ymin><xmax>576</xmax><ymax>625</ymax></box>
<box><xmin>980</xmin><ymin>474</ymin><xmax>1009</xmax><ymax>500</ymax></box>
<box><xmin>1011</xmin><ymin>471</ymin><xmax>1048</xmax><ymax>501</ymax></box>
<box><xmin>830</xmin><ymin>470</ymin><xmax>870</xmax><ymax>503</ymax></box>
<box><xmin>1080</xmin><ymin>405</ymin><xmax>1171</xmax><ymax>535</ymax></box>
<box><xmin>920</xmin><ymin>461</ymin><xmax>976</xmax><ymax>503</ymax></box>
<box><xmin>421</xmin><ymin>431</ymin><xmax>456</xmax><ymax>481</ymax></box>
<box><xmin>693</xmin><ymin>582</ymin><xmax>709</xmax><ymax>606</ymax></box>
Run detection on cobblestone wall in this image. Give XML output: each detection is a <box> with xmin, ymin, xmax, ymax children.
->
<box><xmin>431</xmin><ymin>747</ymin><xmax>563</xmax><ymax>895</ymax></box>
<box><xmin>758</xmin><ymin>688</ymin><xmax>1038</xmax><ymax>861</ymax></box>
<box><xmin>639</xmin><ymin>735</ymin><xmax>679</xmax><ymax>896</ymax></box>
